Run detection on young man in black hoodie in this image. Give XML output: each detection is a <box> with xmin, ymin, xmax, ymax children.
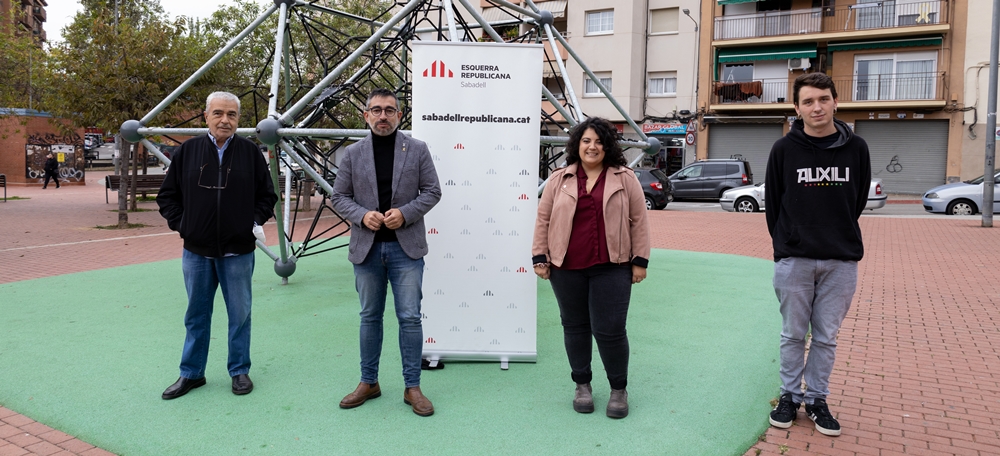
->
<box><xmin>764</xmin><ymin>73</ymin><xmax>871</xmax><ymax>437</ymax></box>
<box><xmin>157</xmin><ymin>92</ymin><xmax>277</xmax><ymax>400</ymax></box>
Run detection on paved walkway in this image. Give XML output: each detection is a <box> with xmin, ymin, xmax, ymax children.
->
<box><xmin>1</xmin><ymin>175</ymin><xmax>998</xmax><ymax>455</ymax></box>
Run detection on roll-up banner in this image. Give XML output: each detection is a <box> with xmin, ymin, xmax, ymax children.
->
<box><xmin>412</xmin><ymin>41</ymin><xmax>543</xmax><ymax>365</ymax></box>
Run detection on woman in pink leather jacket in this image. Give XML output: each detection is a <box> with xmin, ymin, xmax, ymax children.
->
<box><xmin>532</xmin><ymin>117</ymin><xmax>651</xmax><ymax>419</ymax></box>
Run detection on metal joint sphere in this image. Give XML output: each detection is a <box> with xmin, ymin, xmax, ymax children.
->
<box><xmin>644</xmin><ymin>136</ymin><xmax>661</xmax><ymax>155</ymax></box>
<box><xmin>272</xmin><ymin>0</ymin><xmax>295</xmax><ymax>6</ymax></box>
<box><xmin>120</xmin><ymin>120</ymin><xmax>144</xmax><ymax>143</ymax></box>
<box><xmin>256</xmin><ymin>118</ymin><xmax>283</xmax><ymax>146</ymax></box>
<box><xmin>537</xmin><ymin>10</ymin><xmax>554</xmax><ymax>27</ymax></box>
<box><xmin>274</xmin><ymin>255</ymin><xmax>297</xmax><ymax>278</ymax></box>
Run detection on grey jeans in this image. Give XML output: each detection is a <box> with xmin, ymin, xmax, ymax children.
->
<box><xmin>774</xmin><ymin>257</ymin><xmax>857</xmax><ymax>405</ymax></box>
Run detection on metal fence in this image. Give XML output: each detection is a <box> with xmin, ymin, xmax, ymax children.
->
<box><xmin>714</xmin><ymin>0</ymin><xmax>948</xmax><ymax>40</ymax></box>
<box><xmin>711</xmin><ymin>72</ymin><xmax>945</xmax><ymax>104</ymax></box>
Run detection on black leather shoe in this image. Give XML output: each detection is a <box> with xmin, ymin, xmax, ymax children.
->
<box><xmin>162</xmin><ymin>377</ymin><xmax>206</xmax><ymax>400</ymax></box>
<box><xmin>232</xmin><ymin>374</ymin><xmax>253</xmax><ymax>395</ymax></box>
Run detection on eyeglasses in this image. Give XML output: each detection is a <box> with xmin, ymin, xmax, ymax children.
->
<box><xmin>198</xmin><ymin>163</ymin><xmax>232</xmax><ymax>190</ymax></box>
<box><xmin>367</xmin><ymin>107</ymin><xmax>398</xmax><ymax>117</ymax></box>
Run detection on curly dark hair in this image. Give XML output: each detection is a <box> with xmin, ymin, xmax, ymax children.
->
<box><xmin>564</xmin><ymin>117</ymin><xmax>627</xmax><ymax>168</ymax></box>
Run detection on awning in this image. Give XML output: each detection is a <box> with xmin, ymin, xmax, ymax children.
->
<box><xmin>481</xmin><ymin>1</ymin><xmax>566</xmax><ymax>23</ymax></box>
<box><xmin>717</xmin><ymin>44</ymin><xmax>817</xmax><ymax>63</ymax></box>
<box><xmin>480</xmin><ymin>7</ymin><xmax>521</xmax><ymax>24</ymax></box>
<box><xmin>828</xmin><ymin>36</ymin><xmax>943</xmax><ymax>52</ymax></box>
<box><xmin>718</xmin><ymin>0</ymin><xmax>761</xmax><ymax>5</ymax></box>
<box><xmin>522</xmin><ymin>1</ymin><xmax>567</xmax><ymax>19</ymax></box>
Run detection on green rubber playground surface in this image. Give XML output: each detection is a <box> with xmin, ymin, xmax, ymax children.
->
<box><xmin>0</xmin><ymin>248</ymin><xmax>779</xmax><ymax>455</ymax></box>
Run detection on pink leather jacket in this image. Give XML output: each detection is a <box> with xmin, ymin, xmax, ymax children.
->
<box><xmin>532</xmin><ymin>164</ymin><xmax>651</xmax><ymax>268</ymax></box>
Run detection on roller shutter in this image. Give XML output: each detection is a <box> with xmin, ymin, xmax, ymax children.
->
<box><xmin>854</xmin><ymin>120</ymin><xmax>948</xmax><ymax>194</ymax></box>
<box><xmin>707</xmin><ymin>123</ymin><xmax>783</xmax><ymax>183</ymax></box>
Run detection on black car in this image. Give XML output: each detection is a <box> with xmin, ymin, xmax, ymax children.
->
<box><xmin>668</xmin><ymin>158</ymin><xmax>753</xmax><ymax>200</ymax></box>
<box><xmin>634</xmin><ymin>167</ymin><xmax>673</xmax><ymax>210</ymax></box>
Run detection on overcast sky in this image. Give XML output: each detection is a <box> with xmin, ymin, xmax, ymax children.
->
<box><xmin>43</xmin><ymin>0</ymin><xmax>269</xmax><ymax>44</ymax></box>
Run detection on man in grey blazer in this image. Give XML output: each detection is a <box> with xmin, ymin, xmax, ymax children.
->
<box><xmin>330</xmin><ymin>88</ymin><xmax>442</xmax><ymax>416</ymax></box>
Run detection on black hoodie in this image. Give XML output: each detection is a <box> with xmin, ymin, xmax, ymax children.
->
<box><xmin>764</xmin><ymin>118</ymin><xmax>871</xmax><ymax>262</ymax></box>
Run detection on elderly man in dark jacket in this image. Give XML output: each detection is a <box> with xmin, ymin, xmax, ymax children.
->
<box><xmin>156</xmin><ymin>91</ymin><xmax>277</xmax><ymax>400</ymax></box>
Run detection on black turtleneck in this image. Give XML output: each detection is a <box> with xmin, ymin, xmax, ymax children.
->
<box><xmin>372</xmin><ymin>131</ymin><xmax>397</xmax><ymax>242</ymax></box>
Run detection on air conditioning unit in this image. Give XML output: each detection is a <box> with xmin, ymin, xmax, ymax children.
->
<box><xmin>788</xmin><ymin>58</ymin><xmax>811</xmax><ymax>71</ymax></box>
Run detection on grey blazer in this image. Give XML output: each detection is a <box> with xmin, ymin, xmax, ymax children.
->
<box><xmin>331</xmin><ymin>130</ymin><xmax>442</xmax><ymax>264</ymax></box>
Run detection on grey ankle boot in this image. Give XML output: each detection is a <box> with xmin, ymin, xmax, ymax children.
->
<box><xmin>573</xmin><ymin>383</ymin><xmax>594</xmax><ymax>413</ymax></box>
<box><xmin>607</xmin><ymin>388</ymin><xmax>628</xmax><ymax>418</ymax></box>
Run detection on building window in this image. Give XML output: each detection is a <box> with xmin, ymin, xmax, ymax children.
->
<box><xmin>854</xmin><ymin>51</ymin><xmax>937</xmax><ymax>101</ymax></box>
<box><xmin>650</xmin><ymin>8</ymin><xmax>679</xmax><ymax>34</ymax></box>
<box><xmin>584</xmin><ymin>73</ymin><xmax>612</xmax><ymax>96</ymax></box>
<box><xmin>649</xmin><ymin>72</ymin><xmax>678</xmax><ymax>96</ymax></box>
<box><xmin>585</xmin><ymin>10</ymin><xmax>614</xmax><ymax>35</ymax></box>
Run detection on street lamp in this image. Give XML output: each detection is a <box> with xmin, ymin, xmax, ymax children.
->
<box><xmin>682</xmin><ymin>9</ymin><xmax>700</xmax><ymax>166</ymax></box>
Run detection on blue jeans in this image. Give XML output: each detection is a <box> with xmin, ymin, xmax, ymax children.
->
<box><xmin>354</xmin><ymin>241</ymin><xmax>425</xmax><ymax>388</ymax></box>
<box><xmin>549</xmin><ymin>263</ymin><xmax>633</xmax><ymax>390</ymax></box>
<box><xmin>774</xmin><ymin>257</ymin><xmax>857</xmax><ymax>404</ymax></box>
<box><xmin>180</xmin><ymin>249</ymin><xmax>254</xmax><ymax>379</ymax></box>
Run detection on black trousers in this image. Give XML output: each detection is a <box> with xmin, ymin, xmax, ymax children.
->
<box><xmin>549</xmin><ymin>263</ymin><xmax>632</xmax><ymax>390</ymax></box>
<box><xmin>43</xmin><ymin>171</ymin><xmax>60</xmax><ymax>188</ymax></box>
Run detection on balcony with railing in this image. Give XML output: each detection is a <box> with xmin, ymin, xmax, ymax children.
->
<box><xmin>714</xmin><ymin>0</ymin><xmax>948</xmax><ymax>41</ymax></box>
<box><xmin>711</xmin><ymin>72</ymin><xmax>946</xmax><ymax>107</ymax></box>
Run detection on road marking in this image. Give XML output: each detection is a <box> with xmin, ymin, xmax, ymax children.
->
<box><xmin>0</xmin><ymin>232</ymin><xmax>178</xmax><ymax>252</ymax></box>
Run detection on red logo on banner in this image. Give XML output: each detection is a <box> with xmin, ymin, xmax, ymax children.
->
<box><xmin>516</xmin><ymin>267</ymin><xmax>527</xmax><ymax>273</ymax></box>
<box><xmin>454</xmin><ymin>143</ymin><xmax>465</xmax><ymax>149</ymax></box>
<box><xmin>425</xmin><ymin>337</ymin><xmax>436</xmax><ymax>343</ymax></box>
<box><xmin>422</xmin><ymin>60</ymin><xmax>453</xmax><ymax>78</ymax></box>
<box><xmin>428</xmin><ymin>228</ymin><xmax>439</xmax><ymax>234</ymax></box>
<box><xmin>518</xmin><ymin>194</ymin><xmax>528</xmax><ymax>200</ymax></box>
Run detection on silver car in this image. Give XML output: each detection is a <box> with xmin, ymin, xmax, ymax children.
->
<box><xmin>720</xmin><ymin>178</ymin><xmax>886</xmax><ymax>212</ymax></box>
<box><xmin>921</xmin><ymin>171</ymin><xmax>1000</xmax><ymax>215</ymax></box>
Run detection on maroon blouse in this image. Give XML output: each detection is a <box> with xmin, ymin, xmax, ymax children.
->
<box><xmin>560</xmin><ymin>166</ymin><xmax>611</xmax><ymax>270</ymax></box>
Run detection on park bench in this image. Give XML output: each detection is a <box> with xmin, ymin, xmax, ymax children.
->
<box><xmin>0</xmin><ymin>174</ymin><xmax>6</xmax><ymax>202</ymax></box>
<box><xmin>105</xmin><ymin>174</ymin><xmax>167</xmax><ymax>204</ymax></box>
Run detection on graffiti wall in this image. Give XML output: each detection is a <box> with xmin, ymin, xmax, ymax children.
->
<box><xmin>25</xmin><ymin>131</ymin><xmax>85</xmax><ymax>183</ymax></box>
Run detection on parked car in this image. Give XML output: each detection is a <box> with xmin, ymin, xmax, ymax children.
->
<box><xmin>720</xmin><ymin>178</ymin><xmax>886</xmax><ymax>212</ymax></box>
<box><xmin>922</xmin><ymin>171</ymin><xmax>1000</xmax><ymax>215</ymax></box>
<box><xmin>633</xmin><ymin>167</ymin><xmax>673</xmax><ymax>210</ymax></box>
<box><xmin>668</xmin><ymin>158</ymin><xmax>753</xmax><ymax>200</ymax></box>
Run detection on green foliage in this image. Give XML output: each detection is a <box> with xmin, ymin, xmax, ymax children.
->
<box><xmin>0</xmin><ymin>9</ymin><xmax>48</xmax><ymax>121</ymax></box>
<box><xmin>45</xmin><ymin>0</ymin><xmax>216</xmax><ymax>130</ymax></box>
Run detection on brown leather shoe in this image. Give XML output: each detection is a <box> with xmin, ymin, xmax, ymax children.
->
<box><xmin>339</xmin><ymin>382</ymin><xmax>381</xmax><ymax>409</ymax></box>
<box><xmin>403</xmin><ymin>386</ymin><xmax>434</xmax><ymax>416</ymax></box>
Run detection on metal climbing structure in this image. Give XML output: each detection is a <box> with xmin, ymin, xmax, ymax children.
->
<box><xmin>119</xmin><ymin>0</ymin><xmax>660</xmax><ymax>281</ymax></box>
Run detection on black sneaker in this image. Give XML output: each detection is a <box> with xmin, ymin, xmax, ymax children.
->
<box><xmin>805</xmin><ymin>398</ymin><xmax>841</xmax><ymax>436</ymax></box>
<box><xmin>769</xmin><ymin>393</ymin><xmax>800</xmax><ymax>429</ymax></box>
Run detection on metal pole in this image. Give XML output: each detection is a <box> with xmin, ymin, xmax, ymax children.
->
<box><xmin>268</xmin><ymin>3</ymin><xmax>290</xmax><ymax>116</ymax></box>
<box><xmin>441</xmin><ymin>0</ymin><xmax>460</xmax><ymax>41</ymax></box>
<box><xmin>455</xmin><ymin>0</ymin><xmax>505</xmax><ymax>42</ymax></box>
<box><xmin>981</xmin><ymin>0</ymin><xmax>999</xmax><ymax>227</ymax></box>
<box><xmin>542</xmin><ymin>23</ymin><xmax>582</xmax><ymax>122</ymax></box>
<box><xmin>279</xmin><ymin>0</ymin><xmax>425</xmax><ymax>124</ymax></box>
<box><xmin>140</xmin><ymin>4</ymin><xmax>280</xmax><ymax>125</ymax></box>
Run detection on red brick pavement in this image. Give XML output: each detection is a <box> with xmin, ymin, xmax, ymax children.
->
<box><xmin>2</xmin><ymin>177</ymin><xmax>999</xmax><ymax>455</ymax></box>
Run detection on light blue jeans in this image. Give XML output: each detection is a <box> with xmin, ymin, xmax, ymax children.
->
<box><xmin>353</xmin><ymin>241</ymin><xmax>425</xmax><ymax>388</ymax></box>
<box><xmin>180</xmin><ymin>249</ymin><xmax>254</xmax><ymax>379</ymax></box>
<box><xmin>774</xmin><ymin>257</ymin><xmax>857</xmax><ymax>405</ymax></box>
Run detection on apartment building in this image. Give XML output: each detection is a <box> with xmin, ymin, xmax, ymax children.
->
<box><xmin>694</xmin><ymin>0</ymin><xmax>969</xmax><ymax>194</ymax></box>
<box><xmin>0</xmin><ymin>0</ymin><xmax>47</xmax><ymax>42</ymax></box>
<box><xmin>479</xmin><ymin>0</ymin><xmax>701</xmax><ymax>173</ymax></box>
<box><xmin>959</xmin><ymin>1</ymin><xmax>998</xmax><ymax>179</ymax></box>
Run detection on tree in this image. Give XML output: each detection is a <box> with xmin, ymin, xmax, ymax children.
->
<box><xmin>45</xmin><ymin>0</ymin><xmax>218</xmax><ymax>226</ymax></box>
<box><xmin>0</xmin><ymin>8</ymin><xmax>49</xmax><ymax>138</ymax></box>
